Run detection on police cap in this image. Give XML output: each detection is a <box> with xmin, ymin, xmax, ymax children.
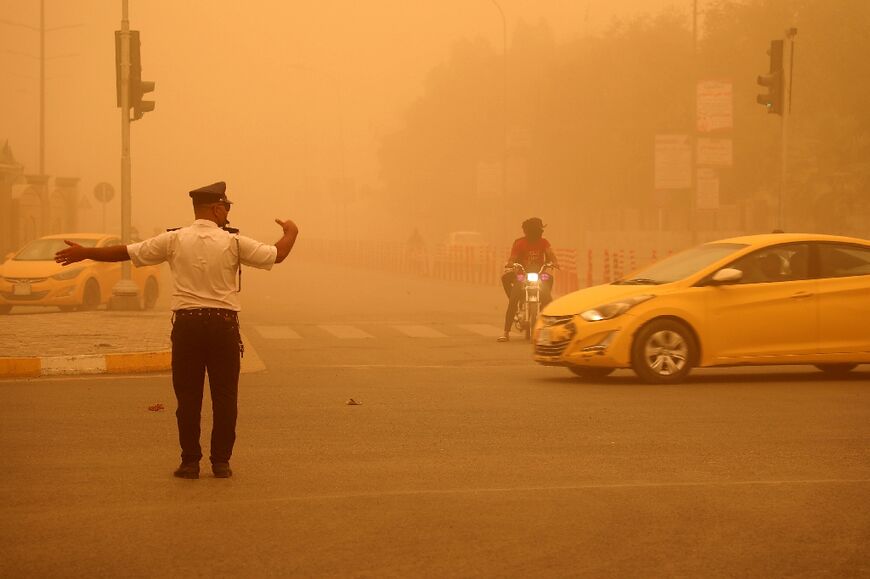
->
<box><xmin>189</xmin><ymin>181</ymin><xmax>234</xmax><ymax>205</ymax></box>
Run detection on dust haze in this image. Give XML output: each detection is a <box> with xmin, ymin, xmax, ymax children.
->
<box><xmin>2</xmin><ymin>0</ymin><xmax>868</xmax><ymax>275</ymax></box>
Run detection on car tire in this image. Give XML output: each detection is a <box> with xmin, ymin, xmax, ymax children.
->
<box><xmin>631</xmin><ymin>319</ymin><xmax>696</xmax><ymax>384</ymax></box>
<box><xmin>568</xmin><ymin>367</ymin><xmax>614</xmax><ymax>380</ymax></box>
<box><xmin>143</xmin><ymin>277</ymin><xmax>159</xmax><ymax>310</ymax></box>
<box><xmin>81</xmin><ymin>279</ymin><xmax>101</xmax><ymax>310</ymax></box>
<box><xmin>815</xmin><ymin>363</ymin><xmax>858</xmax><ymax>376</ymax></box>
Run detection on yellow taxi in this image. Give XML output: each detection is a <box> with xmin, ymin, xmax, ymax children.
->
<box><xmin>0</xmin><ymin>233</ymin><xmax>160</xmax><ymax>314</ymax></box>
<box><xmin>534</xmin><ymin>233</ymin><xmax>870</xmax><ymax>383</ymax></box>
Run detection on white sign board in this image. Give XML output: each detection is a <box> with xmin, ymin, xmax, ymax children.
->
<box><xmin>697</xmin><ymin>138</ymin><xmax>733</xmax><ymax>167</ymax></box>
<box><xmin>655</xmin><ymin>135</ymin><xmax>692</xmax><ymax>190</ymax></box>
<box><xmin>697</xmin><ymin>80</ymin><xmax>733</xmax><ymax>133</ymax></box>
<box><xmin>696</xmin><ymin>168</ymin><xmax>720</xmax><ymax>209</ymax></box>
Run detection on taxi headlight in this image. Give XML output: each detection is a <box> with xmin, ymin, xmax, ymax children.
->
<box><xmin>526</xmin><ymin>272</ymin><xmax>539</xmax><ymax>282</ymax></box>
<box><xmin>580</xmin><ymin>295</ymin><xmax>654</xmax><ymax>322</ymax></box>
<box><xmin>51</xmin><ymin>267</ymin><xmax>84</xmax><ymax>281</ymax></box>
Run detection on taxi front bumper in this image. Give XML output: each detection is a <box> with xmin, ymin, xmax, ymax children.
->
<box><xmin>0</xmin><ymin>276</ymin><xmax>82</xmax><ymax>306</ymax></box>
<box><xmin>533</xmin><ymin>314</ymin><xmax>637</xmax><ymax>369</ymax></box>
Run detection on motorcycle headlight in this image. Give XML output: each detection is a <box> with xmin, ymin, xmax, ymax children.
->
<box><xmin>580</xmin><ymin>294</ymin><xmax>654</xmax><ymax>322</ymax></box>
<box><xmin>526</xmin><ymin>272</ymin><xmax>539</xmax><ymax>282</ymax></box>
<box><xmin>51</xmin><ymin>267</ymin><xmax>84</xmax><ymax>281</ymax></box>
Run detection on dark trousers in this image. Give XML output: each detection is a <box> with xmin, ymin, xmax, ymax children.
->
<box><xmin>501</xmin><ymin>271</ymin><xmax>553</xmax><ymax>332</ymax></box>
<box><xmin>170</xmin><ymin>311</ymin><xmax>241</xmax><ymax>464</ymax></box>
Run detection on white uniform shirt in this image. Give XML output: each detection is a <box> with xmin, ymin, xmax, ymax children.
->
<box><xmin>127</xmin><ymin>219</ymin><xmax>277</xmax><ymax>311</ymax></box>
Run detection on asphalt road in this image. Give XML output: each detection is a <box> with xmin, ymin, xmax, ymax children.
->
<box><xmin>2</xmin><ymin>261</ymin><xmax>868</xmax><ymax>578</ymax></box>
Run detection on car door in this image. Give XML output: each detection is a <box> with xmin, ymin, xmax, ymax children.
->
<box><xmin>98</xmin><ymin>237</ymin><xmax>124</xmax><ymax>298</ymax></box>
<box><xmin>703</xmin><ymin>243</ymin><xmax>818</xmax><ymax>361</ymax></box>
<box><xmin>814</xmin><ymin>242</ymin><xmax>870</xmax><ymax>355</ymax></box>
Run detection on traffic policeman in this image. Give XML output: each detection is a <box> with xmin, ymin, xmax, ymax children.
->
<box><xmin>55</xmin><ymin>181</ymin><xmax>299</xmax><ymax>479</ymax></box>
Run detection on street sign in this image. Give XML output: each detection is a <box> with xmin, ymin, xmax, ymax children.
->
<box><xmin>696</xmin><ymin>168</ymin><xmax>720</xmax><ymax>209</ymax></box>
<box><xmin>93</xmin><ymin>182</ymin><xmax>115</xmax><ymax>204</ymax></box>
<box><xmin>697</xmin><ymin>138</ymin><xmax>733</xmax><ymax>167</ymax></box>
<box><xmin>697</xmin><ymin>80</ymin><xmax>733</xmax><ymax>132</ymax></box>
<box><xmin>654</xmin><ymin>135</ymin><xmax>692</xmax><ymax>190</ymax></box>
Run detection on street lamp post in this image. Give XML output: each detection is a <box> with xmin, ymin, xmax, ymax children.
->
<box><xmin>109</xmin><ymin>0</ymin><xmax>140</xmax><ymax>309</ymax></box>
<box><xmin>489</xmin><ymin>0</ymin><xmax>508</xmax><ymax>238</ymax></box>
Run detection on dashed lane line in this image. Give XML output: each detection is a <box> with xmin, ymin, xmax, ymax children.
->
<box><xmin>319</xmin><ymin>325</ymin><xmax>375</xmax><ymax>339</ymax></box>
<box><xmin>391</xmin><ymin>325</ymin><xmax>449</xmax><ymax>338</ymax></box>
<box><xmin>253</xmin><ymin>325</ymin><xmax>302</xmax><ymax>339</ymax></box>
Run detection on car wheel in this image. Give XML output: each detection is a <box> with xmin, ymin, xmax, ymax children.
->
<box><xmin>631</xmin><ymin>319</ymin><xmax>696</xmax><ymax>384</ymax></box>
<box><xmin>143</xmin><ymin>277</ymin><xmax>159</xmax><ymax>310</ymax></box>
<box><xmin>81</xmin><ymin>279</ymin><xmax>101</xmax><ymax>310</ymax></box>
<box><xmin>815</xmin><ymin>363</ymin><xmax>858</xmax><ymax>376</ymax></box>
<box><xmin>568</xmin><ymin>367</ymin><xmax>614</xmax><ymax>380</ymax></box>
<box><xmin>0</xmin><ymin>305</ymin><xmax>11</xmax><ymax>315</ymax></box>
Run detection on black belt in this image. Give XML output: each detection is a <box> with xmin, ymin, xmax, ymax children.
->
<box><xmin>174</xmin><ymin>308</ymin><xmax>238</xmax><ymax>319</ymax></box>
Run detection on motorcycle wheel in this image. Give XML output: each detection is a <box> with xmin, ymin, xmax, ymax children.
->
<box><xmin>525</xmin><ymin>302</ymin><xmax>538</xmax><ymax>340</ymax></box>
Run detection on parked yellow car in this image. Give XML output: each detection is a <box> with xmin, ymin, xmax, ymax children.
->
<box><xmin>534</xmin><ymin>233</ymin><xmax>870</xmax><ymax>383</ymax></box>
<box><xmin>0</xmin><ymin>233</ymin><xmax>160</xmax><ymax>314</ymax></box>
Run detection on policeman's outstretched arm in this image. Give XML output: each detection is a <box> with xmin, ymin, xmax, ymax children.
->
<box><xmin>274</xmin><ymin>218</ymin><xmax>299</xmax><ymax>264</ymax></box>
<box><xmin>54</xmin><ymin>240</ymin><xmax>130</xmax><ymax>266</ymax></box>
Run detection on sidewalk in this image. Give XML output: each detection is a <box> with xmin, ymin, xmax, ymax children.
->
<box><xmin>0</xmin><ymin>308</ymin><xmax>263</xmax><ymax>378</ymax></box>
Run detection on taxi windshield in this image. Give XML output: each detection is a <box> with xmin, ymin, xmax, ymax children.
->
<box><xmin>614</xmin><ymin>243</ymin><xmax>747</xmax><ymax>285</ymax></box>
<box><xmin>15</xmin><ymin>238</ymin><xmax>99</xmax><ymax>261</ymax></box>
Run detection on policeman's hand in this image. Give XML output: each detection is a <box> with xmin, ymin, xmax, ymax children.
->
<box><xmin>275</xmin><ymin>218</ymin><xmax>298</xmax><ymax>236</ymax></box>
<box><xmin>54</xmin><ymin>240</ymin><xmax>86</xmax><ymax>266</ymax></box>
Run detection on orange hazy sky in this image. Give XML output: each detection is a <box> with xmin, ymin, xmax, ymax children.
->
<box><xmin>1</xmin><ymin>0</ymin><xmax>679</xmax><ymax>235</ymax></box>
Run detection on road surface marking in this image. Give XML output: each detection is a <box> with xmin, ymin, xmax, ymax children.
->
<box><xmin>253</xmin><ymin>325</ymin><xmax>301</xmax><ymax>339</ymax></box>
<box><xmin>458</xmin><ymin>324</ymin><xmax>503</xmax><ymax>337</ymax></box>
<box><xmin>391</xmin><ymin>325</ymin><xmax>448</xmax><ymax>338</ymax></box>
<box><xmin>319</xmin><ymin>325</ymin><xmax>374</xmax><ymax>339</ymax></box>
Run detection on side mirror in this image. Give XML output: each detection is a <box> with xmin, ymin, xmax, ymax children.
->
<box><xmin>711</xmin><ymin>268</ymin><xmax>743</xmax><ymax>284</ymax></box>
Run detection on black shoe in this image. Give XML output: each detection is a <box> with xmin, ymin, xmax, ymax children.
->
<box><xmin>212</xmin><ymin>462</ymin><xmax>232</xmax><ymax>478</ymax></box>
<box><xmin>173</xmin><ymin>462</ymin><xmax>200</xmax><ymax>479</ymax></box>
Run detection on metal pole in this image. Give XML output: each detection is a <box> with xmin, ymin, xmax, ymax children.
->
<box><xmin>779</xmin><ymin>28</ymin><xmax>796</xmax><ymax>231</ymax></box>
<box><xmin>111</xmin><ymin>0</ymin><xmax>139</xmax><ymax>308</ymax></box>
<box><xmin>121</xmin><ymin>0</ymin><xmax>130</xmax><ymax>250</ymax></box>
<box><xmin>39</xmin><ymin>0</ymin><xmax>45</xmax><ymax>176</ymax></box>
<box><xmin>490</xmin><ymin>0</ymin><xmax>507</xmax><ymax>238</ymax></box>
<box><xmin>690</xmin><ymin>0</ymin><xmax>699</xmax><ymax>244</ymax></box>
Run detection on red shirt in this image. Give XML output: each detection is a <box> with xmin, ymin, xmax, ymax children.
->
<box><xmin>509</xmin><ymin>237</ymin><xmax>551</xmax><ymax>269</ymax></box>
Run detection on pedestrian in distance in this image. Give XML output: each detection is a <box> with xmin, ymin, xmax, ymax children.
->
<box><xmin>54</xmin><ymin>181</ymin><xmax>299</xmax><ymax>480</ymax></box>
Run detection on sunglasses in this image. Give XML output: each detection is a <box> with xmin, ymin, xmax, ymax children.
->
<box><xmin>212</xmin><ymin>202</ymin><xmax>231</xmax><ymax>212</ymax></box>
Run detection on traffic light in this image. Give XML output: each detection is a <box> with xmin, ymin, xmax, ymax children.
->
<box><xmin>114</xmin><ymin>30</ymin><xmax>155</xmax><ymax>120</ymax></box>
<box><xmin>756</xmin><ymin>39</ymin><xmax>783</xmax><ymax>115</ymax></box>
<box><xmin>129</xmin><ymin>31</ymin><xmax>156</xmax><ymax>120</ymax></box>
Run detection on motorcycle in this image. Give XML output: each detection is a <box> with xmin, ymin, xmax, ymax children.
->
<box><xmin>509</xmin><ymin>262</ymin><xmax>555</xmax><ymax>340</ymax></box>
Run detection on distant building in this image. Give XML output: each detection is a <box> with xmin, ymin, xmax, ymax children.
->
<box><xmin>0</xmin><ymin>140</ymin><xmax>80</xmax><ymax>257</ymax></box>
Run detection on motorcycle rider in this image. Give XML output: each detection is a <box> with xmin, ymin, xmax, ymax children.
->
<box><xmin>498</xmin><ymin>217</ymin><xmax>559</xmax><ymax>342</ymax></box>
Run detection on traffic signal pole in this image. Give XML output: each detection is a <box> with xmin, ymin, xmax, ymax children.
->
<box><xmin>110</xmin><ymin>0</ymin><xmax>140</xmax><ymax>310</ymax></box>
<box><xmin>779</xmin><ymin>28</ymin><xmax>797</xmax><ymax>231</ymax></box>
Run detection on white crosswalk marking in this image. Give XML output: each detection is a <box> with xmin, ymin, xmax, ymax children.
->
<box><xmin>458</xmin><ymin>324</ymin><xmax>503</xmax><ymax>337</ymax></box>
<box><xmin>251</xmin><ymin>323</ymin><xmax>503</xmax><ymax>340</ymax></box>
<box><xmin>319</xmin><ymin>325</ymin><xmax>374</xmax><ymax>339</ymax></box>
<box><xmin>391</xmin><ymin>325</ymin><xmax>448</xmax><ymax>338</ymax></box>
<box><xmin>253</xmin><ymin>326</ymin><xmax>302</xmax><ymax>339</ymax></box>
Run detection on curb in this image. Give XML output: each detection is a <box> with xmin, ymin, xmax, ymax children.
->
<box><xmin>0</xmin><ymin>332</ymin><xmax>264</xmax><ymax>379</ymax></box>
<box><xmin>0</xmin><ymin>351</ymin><xmax>172</xmax><ymax>378</ymax></box>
